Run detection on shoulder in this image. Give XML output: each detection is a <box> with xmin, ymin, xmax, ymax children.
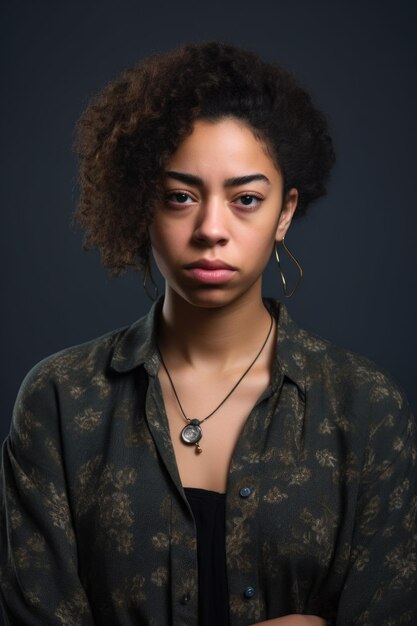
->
<box><xmin>309</xmin><ymin>327</ymin><xmax>405</xmax><ymax>408</ymax></box>
<box><xmin>16</xmin><ymin>325</ymin><xmax>128</xmax><ymax>401</ymax></box>
<box><xmin>9</xmin><ymin>321</ymin><xmax>147</xmax><ymax>449</ymax></box>
<box><xmin>295</xmin><ymin>324</ymin><xmax>414</xmax><ymax>450</ymax></box>
<box><xmin>303</xmin><ymin>324</ymin><xmax>403</xmax><ymax>396</ymax></box>
<box><xmin>270</xmin><ymin>298</ymin><xmax>411</xmax><ymax>421</ymax></box>
<box><xmin>290</xmin><ymin>324</ymin><xmax>416</xmax><ymax>484</ymax></box>
<box><xmin>13</xmin><ymin>300</ymin><xmax>159</xmax><ymax>425</ymax></box>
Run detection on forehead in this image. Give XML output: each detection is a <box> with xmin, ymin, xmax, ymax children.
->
<box><xmin>165</xmin><ymin>117</ymin><xmax>281</xmax><ymax>181</ymax></box>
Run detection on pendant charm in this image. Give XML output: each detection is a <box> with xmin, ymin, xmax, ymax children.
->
<box><xmin>181</xmin><ymin>419</ymin><xmax>202</xmax><ymax>445</ymax></box>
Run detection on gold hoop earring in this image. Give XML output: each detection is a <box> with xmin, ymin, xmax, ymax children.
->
<box><xmin>143</xmin><ymin>263</ymin><xmax>159</xmax><ymax>301</ymax></box>
<box><xmin>274</xmin><ymin>238</ymin><xmax>303</xmax><ymax>298</ymax></box>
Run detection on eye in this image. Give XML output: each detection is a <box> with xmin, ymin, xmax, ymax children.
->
<box><xmin>233</xmin><ymin>194</ymin><xmax>263</xmax><ymax>210</ymax></box>
<box><xmin>165</xmin><ymin>191</ymin><xmax>195</xmax><ymax>206</ymax></box>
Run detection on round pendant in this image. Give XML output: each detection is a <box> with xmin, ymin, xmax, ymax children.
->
<box><xmin>181</xmin><ymin>419</ymin><xmax>202</xmax><ymax>445</ymax></box>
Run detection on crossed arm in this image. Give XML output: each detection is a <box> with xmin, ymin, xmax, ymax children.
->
<box><xmin>252</xmin><ymin>617</ymin><xmax>327</xmax><ymax>625</ymax></box>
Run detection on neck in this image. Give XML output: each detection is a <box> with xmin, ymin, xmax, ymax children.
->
<box><xmin>158</xmin><ymin>284</ymin><xmax>274</xmax><ymax>372</ymax></box>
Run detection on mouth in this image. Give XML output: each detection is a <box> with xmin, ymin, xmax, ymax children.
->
<box><xmin>184</xmin><ymin>259</ymin><xmax>237</xmax><ymax>284</ymax></box>
<box><xmin>184</xmin><ymin>259</ymin><xmax>237</xmax><ymax>270</ymax></box>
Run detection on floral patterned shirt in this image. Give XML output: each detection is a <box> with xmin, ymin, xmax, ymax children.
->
<box><xmin>1</xmin><ymin>297</ymin><xmax>416</xmax><ymax>625</ymax></box>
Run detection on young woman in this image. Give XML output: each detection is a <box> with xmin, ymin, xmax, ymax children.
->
<box><xmin>1</xmin><ymin>41</ymin><xmax>416</xmax><ymax>626</ymax></box>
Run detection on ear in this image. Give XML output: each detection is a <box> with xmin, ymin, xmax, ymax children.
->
<box><xmin>275</xmin><ymin>188</ymin><xmax>298</xmax><ymax>242</ymax></box>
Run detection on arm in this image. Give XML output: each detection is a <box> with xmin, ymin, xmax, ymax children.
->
<box><xmin>0</xmin><ymin>363</ymin><xmax>95</xmax><ymax>624</ymax></box>
<box><xmin>252</xmin><ymin>383</ymin><xmax>416</xmax><ymax>626</ymax></box>
<box><xmin>252</xmin><ymin>616</ymin><xmax>327</xmax><ymax>625</ymax></box>
<box><xmin>334</xmin><ymin>394</ymin><xmax>417</xmax><ymax>625</ymax></box>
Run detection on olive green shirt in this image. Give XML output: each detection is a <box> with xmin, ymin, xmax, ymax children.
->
<box><xmin>1</xmin><ymin>297</ymin><xmax>416</xmax><ymax>625</ymax></box>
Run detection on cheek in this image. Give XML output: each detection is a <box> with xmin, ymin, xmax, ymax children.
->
<box><xmin>149</xmin><ymin>219</ymin><xmax>173</xmax><ymax>251</ymax></box>
<box><xmin>149</xmin><ymin>220</ymin><xmax>187</xmax><ymax>265</ymax></box>
<box><xmin>244</xmin><ymin>224</ymin><xmax>276</xmax><ymax>257</ymax></box>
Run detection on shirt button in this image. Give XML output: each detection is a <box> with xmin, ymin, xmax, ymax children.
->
<box><xmin>243</xmin><ymin>586</ymin><xmax>256</xmax><ymax>599</ymax></box>
<box><xmin>239</xmin><ymin>486</ymin><xmax>251</xmax><ymax>498</ymax></box>
<box><xmin>180</xmin><ymin>592</ymin><xmax>190</xmax><ymax>605</ymax></box>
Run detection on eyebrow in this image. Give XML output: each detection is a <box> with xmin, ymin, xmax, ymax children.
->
<box><xmin>164</xmin><ymin>171</ymin><xmax>271</xmax><ymax>187</ymax></box>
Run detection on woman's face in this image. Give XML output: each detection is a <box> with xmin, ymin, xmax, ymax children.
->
<box><xmin>149</xmin><ymin>117</ymin><xmax>298</xmax><ymax>309</ymax></box>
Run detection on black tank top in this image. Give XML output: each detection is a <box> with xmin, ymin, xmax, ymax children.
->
<box><xmin>184</xmin><ymin>487</ymin><xmax>230</xmax><ymax>625</ymax></box>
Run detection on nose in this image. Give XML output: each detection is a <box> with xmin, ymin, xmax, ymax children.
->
<box><xmin>192</xmin><ymin>199</ymin><xmax>230</xmax><ymax>247</ymax></box>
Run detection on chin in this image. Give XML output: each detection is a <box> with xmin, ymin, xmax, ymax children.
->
<box><xmin>172</xmin><ymin>284</ymin><xmax>256</xmax><ymax>310</ymax></box>
<box><xmin>181</xmin><ymin>291</ymin><xmax>233</xmax><ymax>309</ymax></box>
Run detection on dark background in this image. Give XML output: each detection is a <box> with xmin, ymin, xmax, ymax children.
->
<box><xmin>1</xmin><ymin>0</ymin><xmax>416</xmax><ymax>447</ymax></box>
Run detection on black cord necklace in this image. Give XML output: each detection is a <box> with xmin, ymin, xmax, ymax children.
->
<box><xmin>157</xmin><ymin>312</ymin><xmax>274</xmax><ymax>454</ymax></box>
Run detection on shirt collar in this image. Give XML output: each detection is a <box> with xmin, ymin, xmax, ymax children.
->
<box><xmin>110</xmin><ymin>296</ymin><xmax>306</xmax><ymax>394</ymax></box>
<box><xmin>110</xmin><ymin>296</ymin><xmax>164</xmax><ymax>376</ymax></box>
<box><xmin>263</xmin><ymin>298</ymin><xmax>306</xmax><ymax>396</ymax></box>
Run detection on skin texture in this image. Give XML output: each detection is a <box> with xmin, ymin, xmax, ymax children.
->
<box><xmin>150</xmin><ymin>117</ymin><xmax>298</xmax><ymax>315</ymax></box>
<box><xmin>149</xmin><ymin>118</ymin><xmax>326</xmax><ymax>625</ymax></box>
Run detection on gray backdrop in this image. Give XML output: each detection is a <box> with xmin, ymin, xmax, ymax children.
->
<box><xmin>1</xmin><ymin>0</ymin><xmax>417</xmax><ymax>448</ymax></box>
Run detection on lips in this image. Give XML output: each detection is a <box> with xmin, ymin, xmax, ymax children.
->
<box><xmin>184</xmin><ymin>259</ymin><xmax>237</xmax><ymax>284</ymax></box>
<box><xmin>184</xmin><ymin>259</ymin><xmax>237</xmax><ymax>270</ymax></box>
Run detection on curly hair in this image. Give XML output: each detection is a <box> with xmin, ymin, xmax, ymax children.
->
<box><xmin>73</xmin><ymin>40</ymin><xmax>335</xmax><ymax>275</ymax></box>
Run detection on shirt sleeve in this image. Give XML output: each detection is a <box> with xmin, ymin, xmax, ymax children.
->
<box><xmin>335</xmin><ymin>389</ymin><xmax>417</xmax><ymax>625</ymax></box>
<box><xmin>0</xmin><ymin>362</ymin><xmax>95</xmax><ymax>625</ymax></box>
